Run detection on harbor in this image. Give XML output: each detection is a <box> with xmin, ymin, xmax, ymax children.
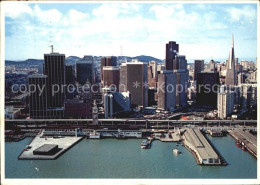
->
<box><xmin>5</xmin><ymin>135</ymin><xmax>257</xmax><ymax>179</ymax></box>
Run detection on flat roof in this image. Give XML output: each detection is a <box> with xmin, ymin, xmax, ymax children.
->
<box><xmin>184</xmin><ymin>129</ymin><xmax>218</xmax><ymax>159</ymax></box>
<box><xmin>34</xmin><ymin>144</ymin><xmax>58</xmax><ymax>152</ymax></box>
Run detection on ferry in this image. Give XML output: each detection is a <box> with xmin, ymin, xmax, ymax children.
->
<box><xmin>173</xmin><ymin>149</ymin><xmax>181</xmax><ymax>155</ymax></box>
<box><xmin>141</xmin><ymin>140</ymin><xmax>149</xmax><ymax>149</ymax></box>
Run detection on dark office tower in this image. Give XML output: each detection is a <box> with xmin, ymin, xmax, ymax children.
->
<box><xmin>65</xmin><ymin>65</ymin><xmax>74</xmax><ymax>100</ymax></box>
<box><xmin>165</xmin><ymin>41</ymin><xmax>179</xmax><ymax>70</ymax></box>
<box><xmin>158</xmin><ymin>71</ymin><xmax>176</xmax><ymax>110</ymax></box>
<box><xmin>101</xmin><ymin>56</ymin><xmax>117</xmax><ymax>83</ymax></box>
<box><xmin>175</xmin><ymin>55</ymin><xmax>187</xmax><ymax>71</ymax></box>
<box><xmin>148</xmin><ymin>61</ymin><xmax>158</xmax><ymax>88</ymax></box>
<box><xmin>103</xmin><ymin>66</ymin><xmax>120</xmax><ymax>91</ymax></box>
<box><xmin>119</xmin><ymin>63</ymin><xmax>127</xmax><ymax>92</ymax></box>
<box><xmin>196</xmin><ymin>72</ymin><xmax>219</xmax><ymax>108</ymax></box>
<box><xmin>76</xmin><ymin>61</ymin><xmax>93</xmax><ymax>86</ymax></box>
<box><xmin>194</xmin><ymin>60</ymin><xmax>204</xmax><ymax>81</ymax></box>
<box><xmin>225</xmin><ymin>35</ymin><xmax>236</xmax><ymax>86</ymax></box>
<box><xmin>44</xmin><ymin>52</ymin><xmax>65</xmax><ymax>108</ymax></box>
<box><xmin>28</xmin><ymin>74</ymin><xmax>48</xmax><ymax>119</ymax></box>
<box><xmin>126</xmin><ymin>61</ymin><xmax>148</xmax><ymax>107</ymax></box>
<box><xmin>65</xmin><ymin>65</ymin><xmax>74</xmax><ymax>85</ymax></box>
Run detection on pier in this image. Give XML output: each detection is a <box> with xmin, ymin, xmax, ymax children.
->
<box><xmin>229</xmin><ymin>128</ymin><xmax>257</xmax><ymax>158</ymax></box>
<box><xmin>18</xmin><ymin>132</ymin><xmax>83</xmax><ymax>160</ymax></box>
<box><xmin>183</xmin><ymin>128</ymin><xmax>225</xmax><ymax>165</ymax></box>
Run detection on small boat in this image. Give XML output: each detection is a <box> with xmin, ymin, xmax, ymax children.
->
<box><xmin>173</xmin><ymin>149</ymin><xmax>181</xmax><ymax>155</ymax></box>
<box><xmin>141</xmin><ymin>140</ymin><xmax>149</xmax><ymax>149</ymax></box>
<box><xmin>242</xmin><ymin>145</ymin><xmax>247</xmax><ymax>151</ymax></box>
<box><xmin>236</xmin><ymin>141</ymin><xmax>242</xmax><ymax>148</ymax></box>
<box><xmin>89</xmin><ymin>131</ymin><xmax>100</xmax><ymax>139</ymax></box>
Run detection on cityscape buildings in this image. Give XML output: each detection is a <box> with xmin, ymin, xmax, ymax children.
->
<box><xmin>217</xmin><ymin>86</ymin><xmax>234</xmax><ymax>119</ymax></box>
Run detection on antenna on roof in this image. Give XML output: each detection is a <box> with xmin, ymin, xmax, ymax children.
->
<box><xmin>49</xmin><ymin>45</ymin><xmax>54</xmax><ymax>53</ymax></box>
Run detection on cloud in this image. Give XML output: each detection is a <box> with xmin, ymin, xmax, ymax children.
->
<box><xmin>4</xmin><ymin>3</ymin><xmax>33</xmax><ymax>18</ymax></box>
<box><xmin>150</xmin><ymin>4</ymin><xmax>183</xmax><ymax>19</ymax></box>
<box><xmin>33</xmin><ymin>5</ymin><xmax>62</xmax><ymax>24</ymax></box>
<box><xmin>226</xmin><ymin>5</ymin><xmax>256</xmax><ymax>22</ymax></box>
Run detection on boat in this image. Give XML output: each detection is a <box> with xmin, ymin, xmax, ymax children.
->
<box><xmin>236</xmin><ymin>141</ymin><xmax>242</xmax><ymax>147</ymax></box>
<box><xmin>242</xmin><ymin>145</ymin><xmax>247</xmax><ymax>151</ymax></box>
<box><xmin>116</xmin><ymin>134</ymin><xmax>127</xmax><ymax>139</ymax></box>
<box><xmin>173</xmin><ymin>149</ymin><xmax>181</xmax><ymax>155</ymax></box>
<box><xmin>141</xmin><ymin>140</ymin><xmax>149</xmax><ymax>149</ymax></box>
<box><xmin>89</xmin><ymin>131</ymin><xmax>100</xmax><ymax>139</ymax></box>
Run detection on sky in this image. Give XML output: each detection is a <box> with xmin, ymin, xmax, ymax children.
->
<box><xmin>4</xmin><ymin>2</ymin><xmax>258</xmax><ymax>62</ymax></box>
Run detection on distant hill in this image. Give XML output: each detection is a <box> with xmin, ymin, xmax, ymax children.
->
<box><xmin>5</xmin><ymin>55</ymin><xmax>163</xmax><ymax>66</ymax></box>
<box><xmin>118</xmin><ymin>55</ymin><xmax>163</xmax><ymax>63</ymax></box>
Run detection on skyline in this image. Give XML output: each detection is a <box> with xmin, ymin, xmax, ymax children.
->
<box><xmin>4</xmin><ymin>2</ymin><xmax>257</xmax><ymax>61</ymax></box>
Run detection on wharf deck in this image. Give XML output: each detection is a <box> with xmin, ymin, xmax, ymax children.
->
<box><xmin>229</xmin><ymin>128</ymin><xmax>257</xmax><ymax>158</ymax></box>
<box><xmin>18</xmin><ymin>134</ymin><xmax>83</xmax><ymax>160</ymax></box>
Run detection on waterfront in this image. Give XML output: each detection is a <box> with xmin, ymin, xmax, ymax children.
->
<box><xmin>5</xmin><ymin>135</ymin><xmax>256</xmax><ymax>178</ymax></box>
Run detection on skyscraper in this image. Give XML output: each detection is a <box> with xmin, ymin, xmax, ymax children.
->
<box><xmin>165</xmin><ymin>41</ymin><xmax>179</xmax><ymax>70</ymax></box>
<box><xmin>225</xmin><ymin>35</ymin><xmax>236</xmax><ymax>86</ymax></box>
<box><xmin>125</xmin><ymin>61</ymin><xmax>148</xmax><ymax>107</ymax></box>
<box><xmin>65</xmin><ymin>65</ymin><xmax>74</xmax><ymax>85</ymax></box>
<box><xmin>28</xmin><ymin>74</ymin><xmax>48</xmax><ymax>119</ymax></box>
<box><xmin>194</xmin><ymin>60</ymin><xmax>204</xmax><ymax>81</ymax></box>
<box><xmin>119</xmin><ymin>63</ymin><xmax>127</xmax><ymax>92</ymax></box>
<box><xmin>148</xmin><ymin>61</ymin><xmax>158</xmax><ymax>88</ymax></box>
<box><xmin>76</xmin><ymin>61</ymin><xmax>93</xmax><ymax>85</ymax></box>
<box><xmin>44</xmin><ymin>52</ymin><xmax>65</xmax><ymax>108</ymax></box>
<box><xmin>101</xmin><ymin>56</ymin><xmax>117</xmax><ymax>83</ymax></box>
<box><xmin>175</xmin><ymin>70</ymin><xmax>188</xmax><ymax>107</ymax></box>
<box><xmin>174</xmin><ymin>55</ymin><xmax>188</xmax><ymax>107</ymax></box>
<box><xmin>158</xmin><ymin>71</ymin><xmax>176</xmax><ymax>110</ymax></box>
<box><xmin>197</xmin><ymin>72</ymin><xmax>219</xmax><ymax>108</ymax></box>
<box><xmin>217</xmin><ymin>86</ymin><xmax>234</xmax><ymax>119</ymax></box>
<box><xmin>103</xmin><ymin>66</ymin><xmax>120</xmax><ymax>91</ymax></box>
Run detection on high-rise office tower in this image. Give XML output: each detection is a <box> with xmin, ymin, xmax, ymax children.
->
<box><xmin>44</xmin><ymin>52</ymin><xmax>65</xmax><ymax>108</ymax></box>
<box><xmin>175</xmin><ymin>55</ymin><xmax>187</xmax><ymax>71</ymax></box>
<box><xmin>101</xmin><ymin>56</ymin><xmax>117</xmax><ymax>83</ymax></box>
<box><xmin>148</xmin><ymin>61</ymin><xmax>158</xmax><ymax>88</ymax></box>
<box><xmin>217</xmin><ymin>86</ymin><xmax>234</xmax><ymax>119</ymax></box>
<box><xmin>125</xmin><ymin>61</ymin><xmax>148</xmax><ymax>107</ymax></box>
<box><xmin>158</xmin><ymin>71</ymin><xmax>176</xmax><ymax>110</ymax></box>
<box><xmin>76</xmin><ymin>58</ymin><xmax>93</xmax><ymax>86</ymax></box>
<box><xmin>65</xmin><ymin>65</ymin><xmax>74</xmax><ymax>85</ymax></box>
<box><xmin>225</xmin><ymin>35</ymin><xmax>236</xmax><ymax>86</ymax></box>
<box><xmin>28</xmin><ymin>74</ymin><xmax>48</xmax><ymax>119</ymax></box>
<box><xmin>165</xmin><ymin>41</ymin><xmax>179</xmax><ymax>70</ymax></box>
<box><xmin>175</xmin><ymin>70</ymin><xmax>188</xmax><ymax>107</ymax></box>
<box><xmin>196</xmin><ymin>72</ymin><xmax>219</xmax><ymax>108</ymax></box>
<box><xmin>119</xmin><ymin>63</ymin><xmax>127</xmax><ymax>92</ymax></box>
<box><xmin>173</xmin><ymin>55</ymin><xmax>188</xmax><ymax>107</ymax></box>
<box><xmin>194</xmin><ymin>60</ymin><xmax>204</xmax><ymax>81</ymax></box>
<box><xmin>103</xmin><ymin>66</ymin><xmax>120</xmax><ymax>91</ymax></box>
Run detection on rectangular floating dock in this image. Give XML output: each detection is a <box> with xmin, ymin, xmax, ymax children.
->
<box><xmin>229</xmin><ymin>128</ymin><xmax>257</xmax><ymax>158</ymax></box>
<box><xmin>183</xmin><ymin>128</ymin><xmax>224</xmax><ymax>165</ymax></box>
<box><xmin>18</xmin><ymin>134</ymin><xmax>83</xmax><ymax>160</ymax></box>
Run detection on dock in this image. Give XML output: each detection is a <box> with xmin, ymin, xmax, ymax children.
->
<box><xmin>18</xmin><ymin>133</ymin><xmax>83</xmax><ymax>160</ymax></box>
<box><xmin>183</xmin><ymin>128</ymin><xmax>225</xmax><ymax>165</ymax></box>
<box><xmin>229</xmin><ymin>128</ymin><xmax>257</xmax><ymax>158</ymax></box>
